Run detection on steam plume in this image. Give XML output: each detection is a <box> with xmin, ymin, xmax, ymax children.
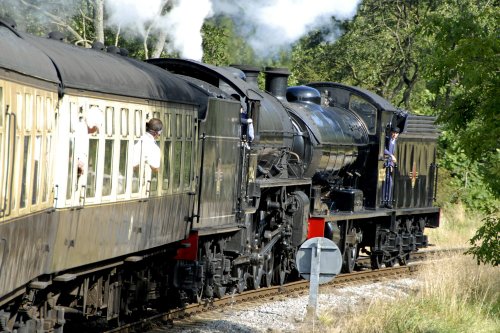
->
<box><xmin>0</xmin><ymin>0</ymin><xmax>361</xmax><ymax>60</ymax></box>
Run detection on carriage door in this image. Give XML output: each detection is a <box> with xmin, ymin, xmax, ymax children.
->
<box><xmin>0</xmin><ymin>82</ymin><xmax>15</xmax><ymax>221</ymax></box>
<box><xmin>131</xmin><ymin>109</ymin><xmax>153</xmax><ymax>198</ymax></box>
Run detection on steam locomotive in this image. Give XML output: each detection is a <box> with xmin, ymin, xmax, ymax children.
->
<box><xmin>0</xmin><ymin>18</ymin><xmax>439</xmax><ymax>332</ymax></box>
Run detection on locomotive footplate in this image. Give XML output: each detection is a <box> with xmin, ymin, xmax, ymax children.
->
<box><xmin>316</xmin><ymin>209</ymin><xmax>393</xmax><ymax>222</ymax></box>
<box><xmin>394</xmin><ymin>206</ymin><xmax>440</xmax><ymax>215</ymax></box>
<box><xmin>256</xmin><ymin>178</ymin><xmax>312</xmax><ymax>188</ymax></box>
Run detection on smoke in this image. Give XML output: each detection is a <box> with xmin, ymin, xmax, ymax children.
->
<box><xmin>0</xmin><ymin>0</ymin><xmax>361</xmax><ymax>61</ymax></box>
<box><xmin>212</xmin><ymin>0</ymin><xmax>361</xmax><ymax>56</ymax></box>
<box><xmin>104</xmin><ymin>0</ymin><xmax>361</xmax><ymax>60</ymax></box>
<box><xmin>105</xmin><ymin>0</ymin><xmax>213</xmax><ymax>60</ymax></box>
<box><xmin>159</xmin><ymin>1</ymin><xmax>214</xmax><ymax>59</ymax></box>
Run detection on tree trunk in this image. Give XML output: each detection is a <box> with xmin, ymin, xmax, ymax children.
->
<box><xmin>93</xmin><ymin>0</ymin><xmax>104</xmax><ymax>43</ymax></box>
<box><xmin>151</xmin><ymin>31</ymin><xmax>167</xmax><ymax>58</ymax></box>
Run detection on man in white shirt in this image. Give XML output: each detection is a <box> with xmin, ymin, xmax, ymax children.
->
<box><xmin>76</xmin><ymin>106</ymin><xmax>104</xmax><ymax>176</ymax></box>
<box><xmin>132</xmin><ymin>118</ymin><xmax>163</xmax><ymax>173</ymax></box>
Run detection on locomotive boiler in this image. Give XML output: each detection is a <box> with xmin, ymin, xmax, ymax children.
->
<box><xmin>0</xmin><ymin>17</ymin><xmax>440</xmax><ymax>332</ymax></box>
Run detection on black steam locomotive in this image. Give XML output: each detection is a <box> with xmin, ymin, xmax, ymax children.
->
<box><xmin>0</xmin><ymin>18</ymin><xmax>439</xmax><ymax>332</ymax></box>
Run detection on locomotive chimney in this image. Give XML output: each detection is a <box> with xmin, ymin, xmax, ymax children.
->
<box><xmin>231</xmin><ymin>64</ymin><xmax>261</xmax><ymax>89</ymax></box>
<box><xmin>264</xmin><ymin>67</ymin><xmax>290</xmax><ymax>100</ymax></box>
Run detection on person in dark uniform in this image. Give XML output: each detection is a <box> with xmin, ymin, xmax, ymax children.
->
<box><xmin>383</xmin><ymin>127</ymin><xmax>400</xmax><ymax>208</ymax></box>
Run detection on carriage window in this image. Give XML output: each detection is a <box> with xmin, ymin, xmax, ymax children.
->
<box><xmin>120</xmin><ymin>108</ymin><xmax>129</xmax><ymax>136</ymax></box>
<box><xmin>176</xmin><ymin>114</ymin><xmax>183</xmax><ymax>139</ymax></box>
<box><xmin>150</xmin><ymin>171</ymin><xmax>158</xmax><ymax>194</ymax></box>
<box><xmin>32</xmin><ymin>135</ymin><xmax>42</xmax><ymax>204</ymax></box>
<box><xmin>16</xmin><ymin>93</ymin><xmax>22</xmax><ymax>129</ymax></box>
<box><xmin>0</xmin><ymin>87</ymin><xmax>4</xmax><ymax>127</ymax></box>
<box><xmin>164</xmin><ymin>113</ymin><xmax>171</xmax><ymax>138</ymax></box>
<box><xmin>36</xmin><ymin>95</ymin><xmax>44</xmax><ymax>131</ymax></box>
<box><xmin>118</xmin><ymin>140</ymin><xmax>128</xmax><ymax>195</ymax></box>
<box><xmin>46</xmin><ymin>97</ymin><xmax>53</xmax><ymax>131</ymax></box>
<box><xmin>86</xmin><ymin>139</ymin><xmax>99</xmax><ymax>198</ymax></box>
<box><xmin>66</xmin><ymin>137</ymin><xmax>75</xmax><ymax>200</ymax></box>
<box><xmin>349</xmin><ymin>95</ymin><xmax>377</xmax><ymax>134</ymax></box>
<box><xmin>184</xmin><ymin>141</ymin><xmax>192</xmax><ymax>189</ymax></box>
<box><xmin>162</xmin><ymin>141</ymin><xmax>171</xmax><ymax>191</ymax></box>
<box><xmin>132</xmin><ymin>139</ymin><xmax>140</xmax><ymax>194</ymax></box>
<box><xmin>134</xmin><ymin>110</ymin><xmax>143</xmax><ymax>137</ymax></box>
<box><xmin>173</xmin><ymin>141</ymin><xmax>182</xmax><ymax>191</ymax></box>
<box><xmin>42</xmin><ymin>136</ymin><xmax>51</xmax><ymax>203</ymax></box>
<box><xmin>25</xmin><ymin>94</ymin><xmax>33</xmax><ymax>131</ymax></box>
<box><xmin>186</xmin><ymin>115</ymin><xmax>193</xmax><ymax>138</ymax></box>
<box><xmin>20</xmin><ymin>136</ymin><xmax>31</xmax><ymax>208</ymax></box>
<box><xmin>105</xmin><ymin>107</ymin><xmax>114</xmax><ymax>136</ymax></box>
<box><xmin>102</xmin><ymin>139</ymin><xmax>113</xmax><ymax>196</ymax></box>
<box><xmin>0</xmin><ymin>87</ymin><xmax>2</xmax><ymax>185</ymax></box>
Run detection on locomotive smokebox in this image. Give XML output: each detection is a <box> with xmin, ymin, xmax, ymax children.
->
<box><xmin>265</xmin><ymin>67</ymin><xmax>290</xmax><ymax>100</ymax></box>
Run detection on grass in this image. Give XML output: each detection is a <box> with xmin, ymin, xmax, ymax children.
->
<box><xmin>426</xmin><ymin>202</ymin><xmax>484</xmax><ymax>249</ymax></box>
<box><xmin>310</xmin><ymin>203</ymin><xmax>500</xmax><ymax>333</ymax></box>
<box><xmin>316</xmin><ymin>255</ymin><xmax>499</xmax><ymax>333</ymax></box>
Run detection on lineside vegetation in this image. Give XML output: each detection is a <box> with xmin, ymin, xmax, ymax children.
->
<box><xmin>318</xmin><ymin>251</ymin><xmax>500</xmax><ymax>333</ymax></box>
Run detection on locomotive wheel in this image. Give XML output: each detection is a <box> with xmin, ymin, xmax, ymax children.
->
<box><xmin>235</xmin><ymin>267</ymin><xmax>246</xmax><ymax>293</ymax></box>
<box><xmin>214</xmin><ymin>285</ymin><xmax>226</xmax><ymax>299</ymax></box>
<box><xmin>262</xmin><ymin>255</ymin><xmax>274</xmax><ymax>288</ymax></box>
<box><xmin>273</xmin><ymin>256</ymin><xmax>288</xmax><ymax>285</ymax></box>
<box><xmin>247</xmin><ymin>265</ymin><xmax>264</xmax><ymax>290</ymax></box>
<box><xmin>385</xmin><ymin>257</ymin><xmax>396</xmax><ymax>267</ymax></box>
<box><xmin>398</xmin><ymin>252</ymin><xmax>411</xmax><ymax>266</ymax></box>
<box><xmin>370</xmin><ymin>254</ymin><xmax>384</xmax><ymax>269</ymax></box>
<box><xmin>343</xmin><ymin>244</ymin><xmax>358</xmax><ymax>273</ymax></box>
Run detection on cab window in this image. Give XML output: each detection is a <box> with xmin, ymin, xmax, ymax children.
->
<box><xmin>349</xmin><ymin>94</ymin><xmax>377</xmax><ymax>134</ymax></box>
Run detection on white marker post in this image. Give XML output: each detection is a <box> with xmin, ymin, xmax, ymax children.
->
<box><xmin>296</xmin><ymin>237</ymin><xmax>342</xmax><ymax>319</ymax></box>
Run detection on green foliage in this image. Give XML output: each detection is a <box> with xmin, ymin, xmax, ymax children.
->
<box><xmin>201</xmin><ymin>19</ymin><xmax>231</xmax><ymax>66</ymax></box>
<box><xmin>466</xmin><ymin>212</ymin><xmax>500</xmax><ymax>267</ymax></box>
<box><xmin>202</xmin><ymin>16</ymin><xmax>256</xmax><ymax>67</ymax></box>
<box><xmin>292</xmin><ymin>0</ymin><xmax>429</xmax><ymax>110</ymax></box>
<box><xmin>439</xmin><ymin>131</ymin><xmax>498</xmax><ymax>212</ymax></box>
<box><xmin>421</xmin><ymin>0</ymin><xmax>500</xmax><ymax>195</ymax></box>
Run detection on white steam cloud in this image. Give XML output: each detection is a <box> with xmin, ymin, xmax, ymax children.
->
<box><xmin>105</xmin><ymin>0</ymin><xmax>361</xmax><ymax>60</ymax></box>
<box><xmin>0</xmin><ymin>0</ymin><xmax>361</xmax><ymax>60</ymax></box>
<box><xmin>213</xmin><ymin>0</ymin><xmax>361</xmax><ymax>56</ymax></box>
<box><xmin>105</xmin><ymin>0</ymin><xmax>213</xmax><ymax>60</ymax></box>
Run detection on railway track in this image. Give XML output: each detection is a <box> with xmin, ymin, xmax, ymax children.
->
<box><xmin>105</xmin><ymin>247</ymin><xmax>464</xmax><ymax>333</ymax></box>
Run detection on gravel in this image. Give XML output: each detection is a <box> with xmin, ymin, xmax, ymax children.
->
<box><xmin>149</xmin><ymin>278</ymin><xmax>421</xmax><ymax>333</ymax></box>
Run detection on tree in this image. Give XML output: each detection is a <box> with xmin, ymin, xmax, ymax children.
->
<box><xmin>292</xmin><ymin>0</ymin><xmax>434</xmax><ymax>111</ymax></box>
<box><xmin>93</xmin><ymin>0</ymin><xmax>104</xmax><ymax>43</ymax></box>
<box><xmin>202</xmin><ymin>16</ymin><xmax>256</xmax><ymax>67</ymax></box>
<box><xmin>421</xmin><ymin>0</ymin><xmax>499</xmax><ymax>191</ymax></box>
<box><xmin>466</xmin><ymin>212</ymin><xmax>500</xmax><ymax>266</ymax></box>
<box><xmin>421</xmin><ymin>0</ymin><xmax>499</xmax><ymax>266</ymax></box>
